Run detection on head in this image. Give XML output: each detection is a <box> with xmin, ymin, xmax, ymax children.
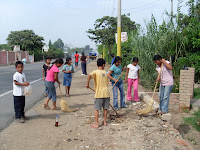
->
<box><xmin>45</xmin><ymin>57</ymin><xmax>51</xmax><ymax>64</ymax></box>
<box><xmin>76</xmin><ymin>51</ymin><xmax>78</xmax><ymax>54</ymax></box>
<box><xmin>153</xmin><ymin>55</ymin><xmax>162</xmax><ymax>66</ymax></box>
<box><xmin>111</xmin><ymin>54</ymin><xmax>115</xmax><ymax>58</ymax></box>
<box><xmin>15</xmin><ymin>61</ymin><xmax>24</xmax><ymax>73</ymax></box>
<box><xmin>114</xmin><ymin>56</ymin><xmax>122</xmax><ymax>66</ymax></box>
<box><xmin>97</xmin><ymin>58</ymin><xmax>106</xmax><ymax>69</ymax></box>
<box><xmin>65</xmin><ymin>57</ymin><xmax>72</xmax><ymax>65</ymax></box>
<box><xmin>54</xmin><ymin>58</ymin><xmax>64</xmax><ymax>67</ymax></box>
<box><xmin>132</xmin><ymin>57</ymin><xmax>139</xmax><ymax>66</ymax></box>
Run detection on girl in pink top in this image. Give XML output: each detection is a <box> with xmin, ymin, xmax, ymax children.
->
<box><xmin>153</xmin><ymin>55</ymin><xmax>174</xmax><ymax>114</ymax></box>
<box><xmin>43</xmin><ymin>58</ymin><xmax>63</xmax><ymax>110</ymax></box>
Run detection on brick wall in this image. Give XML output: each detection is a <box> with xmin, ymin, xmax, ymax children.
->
<box><xmin>0</xmin><ymin>52</ymin><xmax>7</xmax><ymax>65</ymax></box>
<box><xmin>8</xmin><ymin>52</ymin><xmax>15</xmax><ymax>64</ymax></box>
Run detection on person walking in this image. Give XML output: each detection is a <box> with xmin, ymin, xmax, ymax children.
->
<box><xmin>74</xmin><ymin>51</ymin><xmax>79</xmax><ymax>69</ymax></box>
<box><xmin>80</xmin><ymin>52</ymin><xmax>87</xmax><ymax>75</ymax></box>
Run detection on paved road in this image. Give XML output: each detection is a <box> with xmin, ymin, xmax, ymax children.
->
<box><xmin>0</xmin><ymin>58</ymin><xmax>79</xmax><ymax>131</ymax></box>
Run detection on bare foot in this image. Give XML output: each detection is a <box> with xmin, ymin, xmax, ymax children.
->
<box><xmin>51</xmin><ymin>107</ymin><xmax>58</xmax><ymax>110</ymax></box>
<box><xmin>102</xmin><ymin>121</ymin><xmax>107</xmax><ymax>126</ymax></box>
<box><xmin>90</xmin><ymin>124</ymin><xmax>99</xmax><ymax>128</ymax></box>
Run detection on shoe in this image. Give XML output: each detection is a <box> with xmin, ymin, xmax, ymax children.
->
<box><xmin>81</xmin><ymin>74</ymin><xmax>85</xmax><ymax>75</ymax></box>
<box><xmin>121</xmin><ymin>105</ymin><xmax>128</xmax><ymax>108</ymax></box>
<box><xmin>22</xmin><ymin>116</ymin><xmax>29</xmax><ymax>120</ymax></box>
<box><xmin>15</xmin><ymin>118</ymin><xmax>24</xmax><ymax>123</ymax></box>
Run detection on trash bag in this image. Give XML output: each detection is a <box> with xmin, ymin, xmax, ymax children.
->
<box><xmin>24</xmin><ymin>85</ymin><xmax>32</xmax><ymax>96</ymax></box>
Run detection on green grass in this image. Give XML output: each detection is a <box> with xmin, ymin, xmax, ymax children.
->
<box><xmin>194</xmin><ymin>88</ymin><xmax>200</xmax><ymax>99</ymax></box>
<box><xmin>184</xmin><ymin>108</ymin><xmax>200</xmax><ymax>132</ymax></box>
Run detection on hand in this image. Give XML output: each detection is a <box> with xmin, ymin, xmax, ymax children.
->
<box><xmin>24</xmin><ymin>82</ymin><xmax>29</xmax><ymax>86</ymax></box>
<box><xmin>43</xmin><ymin>77</ymin><xmax>45</xmax><ymax>81</ymax></box>
<box><xmin>114</xmin><ymin>79</ymin><xmax>118</xmax><ymax>83</ymax></box>
<box><xmin>85</xmin><ymin>84</ymin><xmax>89</xmax><ymax>88</ymax></box>
<box><xmin>161</xmin><ymin>58</ymin><xmax>166</xmax><ymax>63</ymax></box>
<box><xmin>123</xmin><ymin>66</ymin><xmax>127</xmax><ymax>71</ymax></box>
<box><xmin>156</xmin><ymin>78</ymin><xmax>160</xmax><ymax>82</ymax></box>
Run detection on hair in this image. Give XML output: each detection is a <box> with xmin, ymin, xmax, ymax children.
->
<box><xmin>82</xmin><ymin>52</ymin><xmax>85</xmax><ymax>56</ymax></box>
<box><xmin>132</xmin><ymin>57</ymin><xmax>139</xmax><ymax>62</ymax></box>
<box><xmin>76</xmin><ymin>51</ymin><xmax>78</xmax><ymax>54</ymax></box>
<box><xmin>49</xmin><ymin>58</ymin><xmax>64</xmax><ymax>70</ymax></box>
<box><xmin>65</xmin><ymin>57</ymin><xmax>72</xmax><ymax>64</ymax></box>
<box><xmin>45</xmin><ymin>57</ymin><xmax>51</xmax><ymax>61</ymax></box>
<box><xmin>111</xmin><ymin>54</ymin><xmax>115</xmax><ymax>58</ymax></box>
<box><xmin>15</xmin><ymin>61</ymin><xmax>23</xmax><ymax>68</ymax></box>
<box><xmin>97</xmin><ymin>58</ymin><xmax>105</xmax><ymax>67</ymax></box>
<box><xmin>153</xmin><ymin>55</ymin><xmax>162</xmax><ymax>61</ymax></box>
<box><xmin>114</xmin><ymin>56</ymin><xmax>122</xmax><ymax>64</ymax></box>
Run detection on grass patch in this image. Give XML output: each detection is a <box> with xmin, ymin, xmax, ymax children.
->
<box><xmin>194</xmin><ymin>88</ymin><xmax>200</xmax><ymax>99</ymax></box>
<box><xmin>184</xmin><ymin>108</ymin><xmax>200</xmax><ymax>132</ymax></box>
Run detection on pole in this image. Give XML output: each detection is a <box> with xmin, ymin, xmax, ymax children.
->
<box><xmin>103</xmin><ymin>46</ymin><xmax>105</xmax><ymax>59</ymax></box>
<box><xmin>117</xmin><ymin>0</ymin><xmax>121</xmax><ymax>57</ymax></box>
<box><xmin>171</xmin><ymin>0</ymin><xmax>173</xmax><ymax>22</ymax></box>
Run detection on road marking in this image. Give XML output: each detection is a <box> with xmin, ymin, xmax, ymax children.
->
<box><xmin>0</xmin><ymin>78</ymin><xmax>43</xmax><ymax>98</ymax></box>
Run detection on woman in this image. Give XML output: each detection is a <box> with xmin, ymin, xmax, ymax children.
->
<box><xmin>153</xmin><ymin>55</ymin><xmax>173</xmax><ymax>114</ymax></box>
<box><xmin>108</xmin><ymin>56</ymin><xmax>127</xmax><ymax>110</ymax></box>
<box><xmin>80</xmin><ymin>52</ymin><xmax>87</xmax><ymax>75</ymax></box>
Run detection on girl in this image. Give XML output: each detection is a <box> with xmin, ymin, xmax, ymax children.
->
<box><xmin>107</xmin><ymin>56</ymin><xmax>127</xmax><ymax>110</ymax></box>
<box><xmin>80</xmin><ymin>52</ymin><xmax>87</xmax><ymax>75</ymax></box>
<box><xmin>42</xmin><ymin>57</ymin><xmax>51</xmax><ymax>96</ymax></box>
<box><xmin>43</xmin><ymin>58</ymin><xmax>63</xmax><ymax>110</ymax></box>
<box><xmin>62</xmin><ymin>57</ymin><xmax>74</xmax><ymax>97</ymax></box>
<box><xmin>125</xmin><ymin>57</ymin><xmax>140</xmax><ymax>103</ymax></box>
<box><xmin>153</xmin><ymin>55</ymin><xmax>173</xmax><ymax>114</ymax></box>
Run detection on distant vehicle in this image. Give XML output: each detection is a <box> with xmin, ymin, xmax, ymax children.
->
<box><xmin>89</xmin><ymin>52</ymin><xmax>97</xmax><ymax>61</ymax></box>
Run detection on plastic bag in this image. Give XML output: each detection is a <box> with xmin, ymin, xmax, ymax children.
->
<box><xmin>24</xmin><ymin>85</ymin><xmax>32</xmax><ymax>96</ymax></box>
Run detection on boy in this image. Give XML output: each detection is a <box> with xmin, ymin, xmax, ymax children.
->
<box><xmin>86</xmin><ymin>58</ymin><xmax>110</xmax><ymax>128</ymax></box>
<box><xmin>74</xmin><ymin>51</ymin><xmax>79</xmax><ymax>69</ymax></box>
<box><xmin>42</xmin><ymin>57</ymin><xmax>51</xmax><ymax>96</ymax></box>
<box><xmin>13</xmin><ymin>61</ymin><xmax>29</xmax><ymax>123</ymax></box>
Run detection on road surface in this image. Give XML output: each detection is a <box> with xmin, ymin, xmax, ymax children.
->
<box><xmin>0</xmin><ymin>58</ymin><xmax>80</xmax><ymax>130</ymax></box>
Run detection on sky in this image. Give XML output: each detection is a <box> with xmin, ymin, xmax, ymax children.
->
<box><xmin>0</xmin><ymin>0</ymin><xmax>189</xmax><ymax>50</ymax></box>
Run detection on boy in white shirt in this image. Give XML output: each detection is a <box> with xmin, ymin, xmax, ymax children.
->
<box><xmin>13</xmin><ymin>61</ymin><xmax>29</xmax><ymax>123</ymax></box>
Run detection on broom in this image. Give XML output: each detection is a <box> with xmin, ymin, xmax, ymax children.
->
<box><xmin>136</xmin><ymin>64</ymin><xmax>163</xmax><ymax>115</ymax></box>
<box><xmin>59</xmin><ymin>85</ymin><xmax>73</xmax><ymax>112</ymax></box>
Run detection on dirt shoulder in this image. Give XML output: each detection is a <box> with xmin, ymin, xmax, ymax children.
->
<box><xmin>0</xmin><ymin>61</ymin><xmax>193</xmax><ymax>150</ymax></box>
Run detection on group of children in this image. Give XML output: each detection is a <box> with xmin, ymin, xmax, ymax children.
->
<box><xmin>13</xmin><ymin>54</ymin><xmax>173</xmax><ymax>126</ymax></box>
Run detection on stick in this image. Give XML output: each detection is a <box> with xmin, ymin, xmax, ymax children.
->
<box><xmin>109</xmin><ymin>71</ymin><xmax>123</xmax><ymax>93</ymax></box>
<box><xmin>88</xmin><ymin>87</ymin><xmax>119</xmax><ymax>116</ymax></box>
<box><xmin>59</xmin><ymin>85</ymin><xmax>63</xmax><ymax>100</ymax></box>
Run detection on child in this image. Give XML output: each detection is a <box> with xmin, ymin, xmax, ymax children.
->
<box><xmin>74</xmin><ymin>51</ymin><xmax>79</xmax><ymax>69</ymax></box>
<box><xmin>43</xmin><ymin>58</ymin><xmax>63</xmax><ymax>110</ymax></box>
<box><xmin>86</xmin><ymin>58</ymin><xmax>110</xmax><ymax>128</ymax></box>
<box><xmin>125</xmin><ymin>57</ymin><xmax>140</xmax><ymax>103</ymax></box>
<box><xmin>62</xmin><ymin>57</ymin><xmax>74</xmax><ymax>97</ymax></box>
<box><xmin>13</xmin><ymin>61</ymin><xmax>30</xmax><ymax>123</ymax></box>
<box><xmin>107</xmin><ymin>56</ymin><xmax>127</xmax><ymax>110</ymax></box>
<box><xmin>42</xmin><ymin>57</ymin><xmax>51</xmax><ymax>96</ymax></box>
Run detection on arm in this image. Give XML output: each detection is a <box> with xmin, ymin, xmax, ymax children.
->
<box><xmin>138</xmin><ymin>70</ymin><xmax>140</xmax><ymax>84</ymax></box>
<box><xmin>107</xmin><ymin>70</ymin><xmax>117</xmax><ymax>83</ymax></box>
<box><xmin>125</xmin><ymin>68</ymin><xmax>129</xmax><ymax>83</ymax></box>
<box><xmin>162</xmin><ymin>59</ymin><xmax>173</xmax><ymax>70</ymax></box>
<box><xmin>156</xmin><ymin>72</ymin><xmax>160</xmax><ymax>82</ymax></box>
<box><xmin>14</xmin><ymin>80</ymin><xmax>29</xmax><ymax>86</ymax></box>
<box><xmin>54</xmin><ymin>72</ymin><xmax>60</xmax><ymax>84</ymax></box>
<box><xmin>85</xmin><ymin>74</ymin><xmax>92</xmax><ymax>88</ymax></box>
<box><xmin>42</xmin><ymin>69</ymin><xmax>45</xmax><ymax>80</ymax></box>
<box><xmin>62</xmin><ymin>70</ymin><xmax>70</xmax><ymax>73</ymax></box>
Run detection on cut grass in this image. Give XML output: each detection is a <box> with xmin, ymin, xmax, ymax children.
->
<box><xmin>193</xmin><ymin>88</ymin><xmax>200</xmax><ymax>99</ymax></box>
<box><xmin>184</xmin><ymin>108</ymin><xmax>200</xmax><ymax>132</ymax></box>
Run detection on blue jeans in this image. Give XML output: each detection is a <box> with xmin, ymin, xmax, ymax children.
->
<box><xmin>81</xmin><ymin>62</ymin><xmax>87</xmax><ymax>75</ymax></box>
<box><xmin>159</xmin><ymin>85</ymin><xmax>173</xmax><ymax>113</ymax></box>
<box><xmin>112</xmin><ymin>80</ymin><xmax>126</xmax><ymax>109</ymax></box>
<box><xmin>45</xmin><ymin>81</ymin><xmax>56</xmax><ymax>102</ymax></box>
<box><xmin>14</xmin><ymin>96</ymin><xmax>25</xmax><ymax>119</ymax></box>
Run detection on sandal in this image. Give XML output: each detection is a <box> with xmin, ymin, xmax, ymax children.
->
<box><xmin>43</xmin><ymin>104</ymin><xmax>50</xmax><ymax>110</ymax></box>
<box><xmin>51</xmin><ymin>107</ymin><xmax>59</xmax><ymax>110</ymax></box>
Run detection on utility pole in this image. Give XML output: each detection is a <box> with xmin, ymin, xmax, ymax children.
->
<box><xmin>171</xmin><ymin>0</ymin><xmax>173</xmax><ymax>22</ymax></box>
<box><xmin>117</xmin><ymin>0</ymin><xmax>121</xmax><ymax>56</ymax></box>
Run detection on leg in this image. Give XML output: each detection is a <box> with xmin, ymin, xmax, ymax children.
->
<box><xmin>161</xmin><ymin>86</ymin><xmax>173</xmax><ymax>113</ymax></box>
<box><xmin>133</xmin><ymin>79</ymin><xmax>139</xmax><ymax>101</ymax></box>
<box><xmin>112</xmin><ymin>82</ymin><xmax>119</xmax><ymax>109</ymax></box>
<box><xmin>81</xmin><ymin>63</ymin><xmax>84</xmax><ymax>74</ymax></box>
<box><xmin>93</xmin><ymin>110</ymin><xmax>99</xmax><ymax>128</ymax></box>
<box><xmin>159</xmin><ymin>86</ymin><xmax>165</xmax><ymax>111</ymax></box>
<box><xmin>103</xmin><ymin>109</ymin><xmax>108</xmax><ymax>126</ymax></box>
<box><xmin>14</xmin><ymin>96</ymin><xmax>21</xmax><ymax>119</ymax></box>
<box><xmin>20</xmin><ymin>96</ymin><xmax>25</xmax><ymax>117</ymax></box>
<box><xmin>51</xmin><ymin>83</ymin><xmax>57</xmax><ymax>109</ymax></box>
<box><xmin>44</xmin><ymin>81</ymin><xmax>52</xmax><ymax>106</ymax></box>
<box><xmin>68</xmin><ymin>87</ymin><xmax>70</xmax><ymax>96</ymax></box>
<box><xmin>103</xmin><ymin>98</ymin><xmax>110</xmax><ymax>126</ymax></box>
<box><xmin>119</xmin><ymin>81</ymin><xmax>126</xmax><ymax>108</ymax></box>
<box><xmin>127</xmin><ymin>78</ymin><xmax>133</xmax><ymax>101</ymax></box>
<box><xmin>65</xmin><ymin>86</ymin><xmax>68</xmax><ymax>96</ymax></box>
<box><xmin>84</xmin><ymin>63</ymin><xmax>87</xmax><ymax>75</ymax></box>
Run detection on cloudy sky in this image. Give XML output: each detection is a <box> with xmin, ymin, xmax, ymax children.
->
<box><xmin>0</xmin><ymin>0</ymin><xmax>189</xmax><ymax>49</ymax></box>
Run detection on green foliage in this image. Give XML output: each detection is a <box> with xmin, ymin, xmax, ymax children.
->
<box><xmin>53</xmin><ymin>38</ymin><xmax>64</xmax><ymax>50</ymax></box>
<box><xmin>184</xmin><ymin>108</ymin><xmax>200</xmax><ymax>132</ymax></box>
<box><xmin>6</xmin><ymin>30</ymin><xmax>44</xmax><ymax>51</ymax></box>
<box><xmin>0</xmin><ymin>44</ymin><xmax>12</xmax><ymax>51</ymax></box>
<box><xmin>194</xmin><ymin>88</ymin><xmax>200</xmax><ymax>99</ymax></box>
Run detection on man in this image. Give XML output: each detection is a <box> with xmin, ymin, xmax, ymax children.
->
<box><xmin>74</xmin><ymin>51</ymin><xmax>79</xmax><ymax>69</ymax></box>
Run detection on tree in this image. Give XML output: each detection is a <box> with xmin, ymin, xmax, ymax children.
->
<box><xmin>87</xmin><ymin>15</ymin><xmax>137</xmax><ymax>46</ymax></box>
<box><xmin>6</xmin><ymin>30</ymin><xmax>44</xmax><ymax>51</ymax></box>
<box><xmin>53</xmin><ymin>38</ymin><xmax>64</xmax><ymax>50</ymax></box>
